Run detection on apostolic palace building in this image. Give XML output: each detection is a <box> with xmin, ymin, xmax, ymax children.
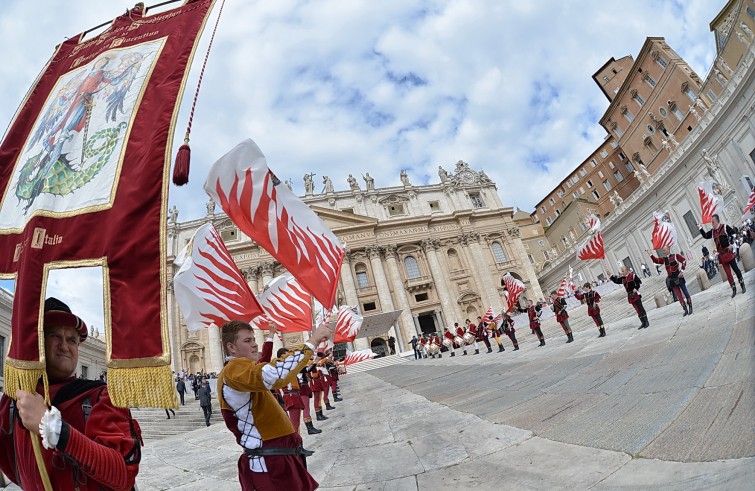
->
<box><xmin>165</xmin><ymin>160</ymin><xmax>544</xmax><ymax>374</ymax></box>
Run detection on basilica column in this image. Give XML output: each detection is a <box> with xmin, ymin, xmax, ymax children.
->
<box><xmin>366</xmin><ymin>244</ymin><xmax>400</xmax><ymax>351</ymax></box>
<box><xmin>383</xmin><ymin>244</ymin><xmax>415</xmax><ymax>350</ymax></box>
<box><xmin>243</xmin><ymin>266</ymin><xmax>266</xmax><ymax>349</ymax></box>
<box><xmin>463</xmin><ymin>232</ymin><xmax>502</xmax><ymax>310</ymax></box>
<box><xmin>207</xmin><ymin>324</ymin><xmax>224</xmax><ymax>374</ymax></box>
<box><xmin>339</xmin><ymin>250</ymin><xmax>360</xmax><ymax>307</ymax></box>
<box><xmin>507</xmin><ymin>227</ymin><xmax>544</xmax><ymax>300</ymax></box>
<box><xmin>421</xmin><ymin>238</ymin><xmax>459</xmax><ymax>325</ymax></box>
<box><xmin>166</xmin><ymin>278</ymin><xmax>181</xmax><ymax>373</ymax></box>
<box><xmin>260</xmin><ymin>262</ymin><xmax>275</xmax><ymax>288</ymax></box>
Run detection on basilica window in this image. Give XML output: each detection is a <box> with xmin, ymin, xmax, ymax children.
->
<box><xmin>355</xmin><ymin>263</ymin><xmax>369</xmax><ymax>288</ymax></box>
<box><xmin>447</xmin><ymin>249</ymin><xmax>463</xmax><ymax>271</ymax></box>
<box><xmin>614</xmin><ymin>170</ymin><xmax>623</xmax><ymax>182</ymax></box>
<box><xmin>623</xmin><ymin>108</ymin><xmax>635</xmax><ymax>123</ymax></box>
<box><xmin>683</xmin><ymin>84</ymin><xmax>697</xmax><ymax>102</ymax></box>
<box><xmin>220</xmin><ymin>227</ymin><xmax>238</xmax><ymax>242</ymax></box>
<box><xmin>600</xmin><ymin>149</ymin><xmax>608</xmax><ymax>158</ymax></box>
<box><xmin>624</xmin><ymin>161</ymin><xmax>635</xmax><ymax>173</ymax></box>
<box><xmin>645</xmin><ymin>74</ymin><xmax>657</xmax><ymax>88</ymax></box>
<box><xmin>545</xmin><ymin>217</ymin><xmax>553</xmax><ymax>226</ymax></box>
<box><xmin>633</xmin><ymin>92</ymin><xmax>645</xmax><ymax>106</ymax></box>
<box><xmin>592</xmin><ymin>190</ymin><xmax>601</xmax><ymax>200</ymax></box>
<box><xmin>491</xmin><ymin>242</ymin><xmax>507</xmax><ymax>263</ymax></box>
<box><xmin>469</xmin><ymin>192</ymin><xmax>485</xmax><ymax>209</ymax></box>
<box><xmin>672</xmin><ymin>105</ymin><xmax>684</xmax><ymax>120</ymax></box>
<box><xmin>707</xmin><ymin>89</ymin><xmax>717</xmax><ymax>102</ymax></box>
<box><xmin>603</xmin><ymin>181</ymin><xmax>612</xmax><ymax>191</ymax></box>
<box><xmin>387</xmin><ymin>203</ymin><xmax>406</xmax><ymax>217</ymax></box>
<box><xmin>656</xmin><ymin>56</ymin><xmax>668</xmax><ymax>69</ymax></box>
<box><xmin>404</xmin><ymin>256</ymin><xmax>421</xmax><ymax>279</ymax></box>
<box><xmin>614</xmin><ymin>125</ymin><xmax>624</xmax><ymax>137</ymax></box>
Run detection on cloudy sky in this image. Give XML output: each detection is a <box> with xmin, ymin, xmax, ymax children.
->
<box><xmin>0</xmin><ymin>0</ymin><xmax>724</xmax><ymax>330</ymax></box>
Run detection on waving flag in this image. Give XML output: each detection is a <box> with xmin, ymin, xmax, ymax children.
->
<box><xmin>205</xmin><ymin>139</ymin><xmax>345</xmax><ymax>309</ymax></box>
<box><xmin>344</xmin><ymin>349</ymin><xmax>378</xmax><ymax>366</ymax></box>
<box><xmin>651</xmin><ymin>211</ymin><xmax>677</xmax><ymax>249</ymax></box>
<box><xmin>556</xmin><ymin>275</ymin><xmax>570</xmax><ymax>297</ymax></box>
<box><xmin>577</xmin><ymin>232</ymin><xmax>605</xmax><ymax>260</ymax></box>
<box><xmin>174</xmin><ymin>224</ymin><xmax>263</xmax><ymax>331</ymax></box>
<box><xmin>502</xmin><ymin>273</ymin><xmax>525</xmax><ymax>313</ymax></box>
<box><xmin>587</xmin><ymin>214</ymin><xmax>601</xmax><ymax>234</ymax></box>
<box><xmin>697</xmin><ymin>181</ymin><xmax>723</xmax><ymax>224</ymax></box>
<box><xmin>253</xmin><ymin>273</ymin><xmax>312</xmax><ymax>332</ymax></box>
<box><xmin>482</xmin><ymin>307</ymin><xmax>495</xmax><ymax>322</ymax></box>
<box><xmin>742</xmin><ymin>188</ymin><xmax>755</xmax><ymax>217</ymax></box>
<box><xmin>334</xmin><ymin>306</ymin><xmax>364</xmax><ymax>343</ymax></box>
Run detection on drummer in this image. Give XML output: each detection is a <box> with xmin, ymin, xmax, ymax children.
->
<box><xmin>466</xmin><ymin>319</ymin><xmax>481</xmax><ymax>355</ymax></box>
<box><xmin>443</xmin><ymin>328</ymin><xmax>456</xmax><ymax>357</ymax></box>
<box><xmin>454</xmin><ymin>322</ymin><xmax>469</xmax><ymax>356</ymax></box>
<box><xmin>432</xmin><ymin>333</ymin><xmax>443</xmax><ymax>358</ymax></box>
<box><xmin>419</xmin><ymin>335</ymin><xmax>428</xmax><ymax>359</ymax></box>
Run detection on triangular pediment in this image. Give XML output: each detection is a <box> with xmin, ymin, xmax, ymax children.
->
<box><xmin>311</xmin><ymin>205</ymin><xmax>377</xmax><ymax>230</ymax></box>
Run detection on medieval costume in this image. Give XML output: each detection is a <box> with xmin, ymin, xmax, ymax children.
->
<box><xmin>649</xmin><ymin>252</ymin><xmax>693</xmax><ymax>315</ymax></box>
<box><xmin>700</xmin><ymin>223</ymin><xmax>745</xmax><ymax>297</ymax></box>
<box><xmin>551</xmin><ymin>295</ymin><xmax>574</xmax><ymax>343</ymax></box>
<box><xmin>575</xmin><ymin>287</ymin><xmax>605</xmax><ymax>337</ymax></box>
<box><xmin>518</xmin><ymin>304</ymin><xmax>545</xmax><ymax>346</ymax></box>
<box><xmin>610</xmin><ymin>271</ymin><xmax>648</xmax><ymax>329</ymax></box>
<box><xmin>501</xmin><ymin>315</ymin><xmax>519</xmax><ymax>350</ymax></box>
<box><xmin>218</xmin><ymin>345</ymin><xmax>318</xmax><ymax>491</ymax></box>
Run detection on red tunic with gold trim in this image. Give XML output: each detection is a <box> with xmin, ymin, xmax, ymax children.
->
<box><xmin>443</xmin><ymin>331</ymin><xmax>454</xmax><ymax>342</ymax></box>
<box><xmin>0</xmin><ymin>378</ymin><xmax>142</xmax><ymax>491</ymax></box>
<box><xmin>610</xmin><ymin>272</ymin><xmax>642</xmax><ymax>304</ymax></box>
<box><xmin>502</xmin><ymin>316</ymin><xmax>515</xmax><ymax>333</ymax></box>
<box><xmin>455</xmin><ymin>326</ymin><xmax>465</xmax><ymax>337</ymax></box>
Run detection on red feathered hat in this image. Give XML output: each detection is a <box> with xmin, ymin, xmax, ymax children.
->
<box><xmin>44</xmin><ymin>297</ymin><xmax>88</xmax><ymax>342</ymax></box>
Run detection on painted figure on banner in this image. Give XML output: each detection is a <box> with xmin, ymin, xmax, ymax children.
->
<box><xmin>1</xmin><ymin>43</ymin><xmax>161</xmax><ymax>227</ymax></box>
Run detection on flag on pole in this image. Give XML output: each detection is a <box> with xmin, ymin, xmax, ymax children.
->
<box><xmin>587</xmin><ymin>214</ymin><xmax>601</xmax><ymax>234</ymax></box>
<box><xmin>576</xmin><ymin>232</ymin><xmax>605</xmax><ymax>260</ymax></box>
<box><xmin>333</xmin><ymin>306</ymin><xmax>364</xmax><ymax>343</ymax></box>
<box><xmin>253</xmin><ymin>273</ymin><xmax>312</xmax><ymax>332</ymax></box>
<box><xmin>482</xmin><ymin>306</ymin><xmax>494</xmax><ymax>322</ymax></box>
<box><xmin>173</xmin><ymin>223</ymin><xmax>263</xmax><ymax>331</ymax></box>
<box><xmin>502</xmin><ymin>273</ymin><xmax>525</xmax><ymax>313</ymax></box>
<box><xmin>205</xmin><ymin>139</ymin><xmax>346</xmax><ymax>309</ymax></box>
<box><xmin>651</xmin><ymin>211</ymin><xmax>677</xmax><ymax>249</ymax></box>
<box><xmin>556</xmin><ymin>275</ymin><xmax>570</xmax><ymax>297</ymax></box>
<box><xmin>697</xmin><ymin>181</ymin><xmax>723</xmax><ymax>224</ymax></box>
<box><xmin>343</xmin><ymin>349</ymin><xmax>378</xmax><ymax>366</ymax></box>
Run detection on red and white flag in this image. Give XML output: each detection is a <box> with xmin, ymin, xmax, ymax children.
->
<box><xmin>697</xmin><ymin>181</ymin><xmax>723</xmax><ymax>224</ymax></box>
<box><xmin>333</xmin><ymin>306</ymin><xmax>364</xmax><ymax>344</ymax></box>
<box><xmin>173</xmin><ymin>223</ymin><xmax>263</xmax><ymax>331</ymax></box>
<box><xmin>577</xmin><ymin>232</ymin><xmax>605</xmax><ymax>260</ymax></box>
<box><xmin>316</xmin><ymin>338</ymin><xmax>334</xmax><ymax>353</ymax></box>
<box><xmin>205</xmin><ymin>139</ymin><xmax>346</xmax><ymax>309</ymax></box>
<box><xmin>482</xmin><ymin>306</ymin><xmax>494</xmax><ymax>322</ymax></box>
<box><xmin>743</xmin><ymin>188</ymin><xmax>755</xmax><ymax>217</ymax></box>
<box><xmin>556</xmin><ymin>275</ymin><xmax>570</xmax><ymax>297</ymax></box>
<box><xmin>502</xmin><ymin>273</ymin><xmax>525</xmax><ymax>313</ymax></box>
<box><xmin>253</xmin><ymin>273</ymin><xmax>312</xmax><ymax>332</ymax></box>
<box><xmin>587</xmin><ymin>214</ymin><xmax>601</xmax><ymax>234</ymax></box>
<box><xmin>651</xmin><ymin>211</ymin><xmax>677</xmax><ymax>249</ymax></box>
<box><xmin>344</xmin><ymin>349</ymin><xmax>377</xmax><ymax>366</ymax></box>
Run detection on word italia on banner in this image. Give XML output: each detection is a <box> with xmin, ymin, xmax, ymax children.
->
<box><xmin>0</xmin><ymin>0</ymin><xmax>217</xmax><ymax>408</ymax></box>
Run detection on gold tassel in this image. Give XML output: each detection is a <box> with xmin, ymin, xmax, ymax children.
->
<box><xmin>107</xmin><ymin>364</ymin><xmax>178</xmax><ymax>409</ymax></box>
<box><xmin>3</xmin><ymin>364</ymin><xmax>48</xmax><ymax>403</ymax></box>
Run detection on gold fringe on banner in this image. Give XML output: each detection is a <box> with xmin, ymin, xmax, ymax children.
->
<box><xmin>107</xmin><ymin>364</ymin><xmax>178</xmax><ymax>409</ymax></box>
<box><xmin>3</xmin><ymin>364</ymin><xmax>50</xmax><ymax>404</ymax></box>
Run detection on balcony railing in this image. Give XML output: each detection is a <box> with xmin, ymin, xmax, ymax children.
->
<box><xmin>404</xmin><ymin>275</ymin><xmax>433</xmax><ymax>291</ymax></box>
<box><xmin>356</xmin><ymin>285</ymin><xmax>376</xmax><ymax>295</ymax></box>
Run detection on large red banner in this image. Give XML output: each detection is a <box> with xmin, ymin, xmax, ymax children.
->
<box><xmin>0</xmin><ymin>1</ymin><xmax>215</xmax><ymax>407</ymax></box>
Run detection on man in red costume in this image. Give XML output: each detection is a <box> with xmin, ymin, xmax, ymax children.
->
<box><xmin>647</xmin><ymin>247</ymin><xmax>692</xmax><ymax>316</ymax></box>
<box><xmin>518</xmin><ymin>299</ymin><xmax>544</xmax><ymax>346</ymax></box>
<box><xmin>443</xmin><ymin>328</ymin><xmax>456</xmax><ymax>357</ymax></box>
<box><xmin>550</xmin><ymin>291</ymin><xmax>574</xmax><ymax>343</ymax></box>
<box><xmin>699</xmin><ymin>214</ymin><xmax>745</xmax><ymax>297</ymax></box>
<box><xmin>0</xmin><ymin>298</ymin><xmax>142</xmax><ymax>491</ymax></box>
<box><xmin>575</xmin><ymin>283</ymin><xmax>605</xmax><ymax>337</ymax></box>
<box><xmin>475</xmin><ymin>316</ymin><xmax>493</xmax><ymax>353</ymax></box>
<box><xmin>501</xmin><ymin>312</ymin><xmax>519</xmax><ymax>350</ymax></box>
<box><xmin>610</xmin><ymin>266</ymin><xmax>649</xmax><ymax>329</ymax></box>
<box><xmin>217</xmin><ymin>319</ymin><xmax>332</xmax><ymax>491</ymax></box>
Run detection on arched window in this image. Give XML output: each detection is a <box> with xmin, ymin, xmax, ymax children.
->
<box><xmin>491</xmin><ymin>241</ymin><xmax>506</xmax><ymax>263</ymax></box>
<box><xmin>404</xmin><ymin>256</ymin><xmax>421</xmax><ymax>279</ymax></box>
<box><xmin>354</xmin><ymin>263</ymin><xmax>369</xmax><ymax>288</ymax></box>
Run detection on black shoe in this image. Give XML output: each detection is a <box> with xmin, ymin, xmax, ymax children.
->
<box><xmin>474</xmin><ymin>349</ymin><xmax>480</xmax><ymax>355</ymax></box>
<box><xmin>687</xmin><ymin>301</ymin><xmax>693</xmax><ymax>315</ymax></box>
<box><xmin>498</xmin><ymin>346</ymin><xmax>505</xmax><ymax>352</ymax></box>
<box><xmin>333</xmin><ymin>396</ymin><xmax>343</xmax><ymax>402</ymax></box>
<box><xmin>514</xmin><ymin>345</ymin><xmax>519</xmax><ymax>351</ymax></box>
<box><xmin>305</xmin><ymin>421</ymin><xmax>322</xmax><ymax>434</ymax></box>
<box><xmin>316</xmin><ymin>410</ymin><xmax>328</xmax><ymax>421</ymax></box>
<box><xmin>566</xmin><ymin>333</ymin><xmax>573</xmax><ymax>343</ymax></box>
<box><xmin>682</xmin><ymin>303</ymin><xmax>689</xmax><ymax>317</ymax></box>
<box><xmin>732</xmin><ymin>285</ymin><xmax>737</xmax><ymax>298</ymax></box>
<box><xmin>450</xmin><ymin>352</ymin><xmax>455</xmax><ymax>357</ymax></box>
<box><xmin>325</xmin><ymin>402</ymin><xmax>336</xmax><ymax>410</ymax></box>
<box><xmin>740</xmin><ymin>280</ymin><xmax>746</xmax><ymax>294</ymax></box>
<box><xmin>462</xmin><ymin>351</ymin><xmax>467</xmax><ymax>356</ymax></box>
<box><xmin>487</xmin><ymin>348</ymin><xmax>493</xmax><ymax>353</ymax></box>
<box><xmin>438</xmin><ymin>354</ymin><xmax>442</xmax><ymax>358</ymax></box>
<box><xmin>598</xmin><ymin>327</ymin><xmax>606</xmax><ymax>338</ymax></box>
<box><xmin>538</xmin><ymin>339</ymin><xmax>545</xmax><ymax>347</ymax></box>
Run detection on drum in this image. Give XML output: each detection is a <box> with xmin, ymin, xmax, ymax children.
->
<box><xmin>453</xmin><ymin>336</ymin><xmax>465</xmax><ymax>348</ymax></box>
<box><xmin>463</xmin><ymin>332</ymin><xmax>475</xmax><ymax>345</ymax></box>
<box><xmin>442</xmin><ymin>338</ymin><xmax>453</xmax><ymax>349</ymax></box>
<box><xmin>428</xmin><ymin>343</ymin><xmax>439</xmax><ymax>355</ymax></box>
